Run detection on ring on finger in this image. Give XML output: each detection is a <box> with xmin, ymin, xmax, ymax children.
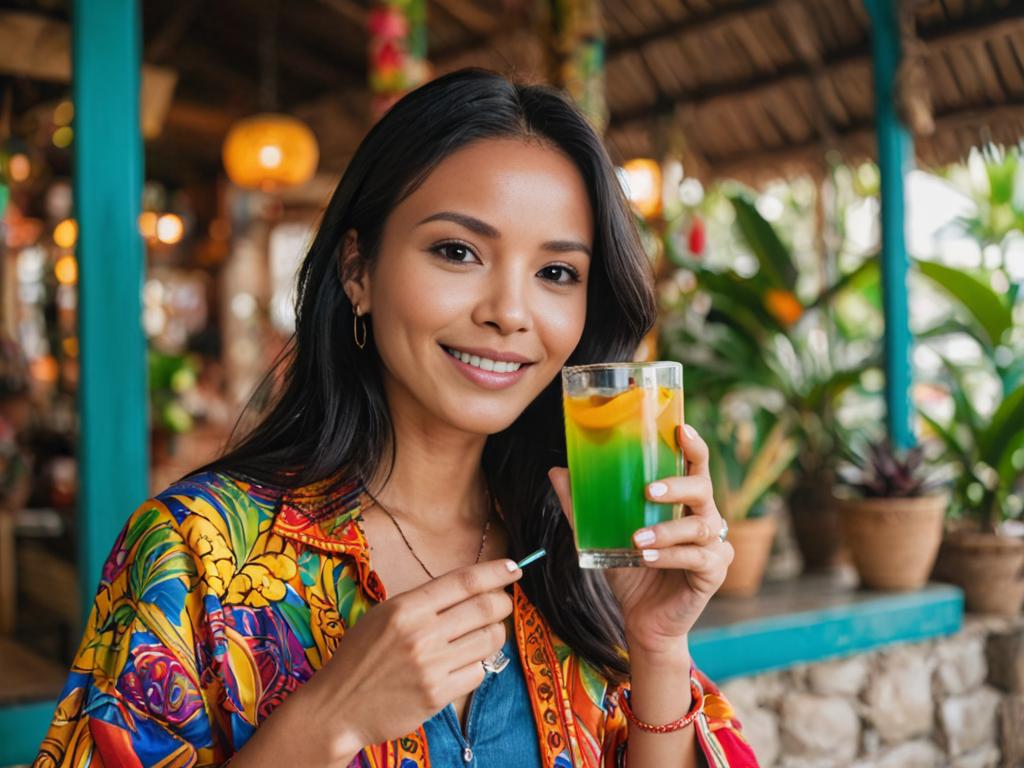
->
<box><xmin>717</xmin><ymin>520</ymin><xmax>729</xmax><ymax>544</ymax></box>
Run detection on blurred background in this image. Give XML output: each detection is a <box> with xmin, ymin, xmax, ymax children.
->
<box><xmin>0</xmin><ymin>0</ymin><xmax>1022</xmax><ymax>765</ymax></box>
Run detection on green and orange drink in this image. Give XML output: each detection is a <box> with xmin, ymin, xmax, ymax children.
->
<box><xmin>562</xmin><ymin>362</ymin><xmax>684</xmax><ymax>568</ymax></box>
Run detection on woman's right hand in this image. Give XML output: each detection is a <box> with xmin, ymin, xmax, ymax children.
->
<box><xmin>248</xmin><ymin>557</ymin><xmax>523</xmax><ymax>766</ymax></box>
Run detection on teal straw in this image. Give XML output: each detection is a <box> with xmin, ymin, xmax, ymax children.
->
<box><xmin>516</xmin><ymin>548</ymin><xmax>547</xmax><ymax>569</ymax></box>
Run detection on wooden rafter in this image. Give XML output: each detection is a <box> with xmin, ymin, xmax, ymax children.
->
<box><xmin>431</xmin><ymin>0</ymin><xmax>497</xmax><ymax>37</ymax></box>
<box><xmin>605</xmin><ymin>0</ymin><xmax>776</xmax><ymax>57</ymax></box>
<box><xmin>707</xmin><ymin>98</ymin><xmax>1024</xmax><ymax>178</ymax></box>
<box><xmin>314</xmin><ymin>0</ymin><xmax>367</xmax><ymax>28</ymax></box>
<box><xmin>609</xmin><ymin>2</ymin><xmax>1024</xmax><ymax>132</ymax></box>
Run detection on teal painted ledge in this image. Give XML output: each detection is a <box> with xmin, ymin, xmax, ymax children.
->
<box><xmin>690</xmin><ymin>576</ymin><xmax>965</xmax><ymax>681</ymax></box>
<box><xmin>0</xmin><ymin>699</ymin><xmax>57</xmax><ymax>766</ymax></box>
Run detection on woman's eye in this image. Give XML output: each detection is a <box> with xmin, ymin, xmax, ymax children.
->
<box><xmin>538</xmin><ymin>265</ymin><xmax>581</xmax><ymax>284</ymax></box>
<box><xmin>432</xmin><ymin>242</ymin><xmax>477</xmax><ymax>263</ymax></box>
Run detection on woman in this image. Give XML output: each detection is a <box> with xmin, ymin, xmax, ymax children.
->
<box><xmin>36</xmin><ymin>69</ymin><xmax>758</xmax><ymax>768</ymax></box>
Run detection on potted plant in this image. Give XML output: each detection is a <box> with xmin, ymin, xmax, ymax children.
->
<box><xmin>691</xmin><ymin>402</ymin><xmax>799</xmax><ymax>598</ymax></box>
<box><xmin>661</xmin><ymin>188</ymin><xmax>881</xmax><ymax>573</ymax></box>
<box><xmin>834</xmin><ymin>440</ymin><xmax>947</xmax><ymax>591</ymax></box>
<box><xmin>917</xmin><ymin>228</ymin><xmax>1024</xmax><ymax>614</ymax></box>
<box><xmin>919</xmin><ymin>362</ymin><xmax>1024</xmax><ymax>614</ymax></box>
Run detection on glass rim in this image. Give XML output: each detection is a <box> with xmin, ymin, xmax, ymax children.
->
<box><xmin>562</xmin><ymin>360</ymin><xmax>682</xmax><ymax>374</ymax></box>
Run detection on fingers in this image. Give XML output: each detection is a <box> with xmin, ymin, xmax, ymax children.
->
<box><xmin>632</xmin><ymin>514</ymin><xmax>721</xmax><ymax>550</ymax></box>
<box><xmin>547</xmin><ymin>467</ymin><xmax>574</xmax><ymax>528</ymax></box>
<box><xmin>645</xmin><ymin>473</ymin><xmax>717</xmax><ymax>517</ymax></box>
<box><xmin>444</xmin><ymin>621</ymin><xmax>507</xmax><ymax>671</ymax></box>
<box><xmin>416</xmin><ymin>559</ymin><xmax>521</xmax><ymax>613</ymax></box>
<box><xmin>676</xmin><ymin>424</ymin><xmax>710</xmax><ymax>478</ymax></box>
<box><xmin>437</xmin><ymin>588</ymin><xmax>513</xmax><ymax>642</ymax></box>
<box><xmin>637</xmin><ymin>541</ymin><xmax>734</xmax><ymax>571</ymax></box>
<box><xmin>448</xmin><ymin>657</ymin><xmax>488</xmax><ymax>698</ymax></box>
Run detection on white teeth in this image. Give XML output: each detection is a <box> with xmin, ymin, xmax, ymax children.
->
<box><xmin>445</xmin><ymin>347</ymin><xmax>523</xmax><ymax>374</ymax></box>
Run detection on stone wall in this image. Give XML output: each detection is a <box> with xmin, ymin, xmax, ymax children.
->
<box><xmin>719</xmin><ymin>616</ymin><xmax>1024</xmax><ymax>767</ymax></box>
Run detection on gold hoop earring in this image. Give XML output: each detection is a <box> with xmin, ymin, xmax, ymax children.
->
<box><xmin>353</xmin><ymin>305</ymin><xmax>368</xmax><ymax>350</ymax></box>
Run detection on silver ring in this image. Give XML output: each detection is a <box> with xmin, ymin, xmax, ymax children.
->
<box><xmin>717</xmin><ymin>521</ymin><xmax>729</xmax><ymax>544</ymax></box>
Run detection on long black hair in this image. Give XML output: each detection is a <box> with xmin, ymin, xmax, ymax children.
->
<box><xmin>195</xmin><ymin>68</ymin><xmax>656</xmax><ymax>682</ymax></box>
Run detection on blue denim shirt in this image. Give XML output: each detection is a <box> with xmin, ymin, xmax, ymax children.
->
<box><xmin>423</xmin><ymin>637</ymin><xmax>542</xmax><ymax>767</ymax></box>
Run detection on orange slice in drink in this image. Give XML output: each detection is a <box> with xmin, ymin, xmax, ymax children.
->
<box><xmin>565</xmin><ymin>386</ymin><xmax>677</xmax><ymax>434</ymax></box>
<box><xmin>656</xmin><ymin>389</ymin><xmax>682</xmax><ymax>450</ymax></box>
<box><xmin>565</xmin><ymin>387</ymin><xmax>644</xmax><ymax>430</ymax></box>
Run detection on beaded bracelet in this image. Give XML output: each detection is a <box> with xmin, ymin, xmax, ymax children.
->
<box><xmin>618</xmin><ymin>672</ymin><xmax>704</xmax><ymax>734</ymax></box>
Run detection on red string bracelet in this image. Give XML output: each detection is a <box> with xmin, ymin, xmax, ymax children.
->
<box><xmin>617</xmin><ymin>672</ymin><xmax>704</xmax><ymax>734</ymax></box>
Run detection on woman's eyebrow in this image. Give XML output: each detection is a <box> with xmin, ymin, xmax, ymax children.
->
<box><xmin>542</xmin><ymin>239</ymin><xmax>592</xmax><ymax>258</ymax></box>
<box><xmin>419</xmin><ymin>211</ymin><xmax>592</xmax><ymax>257</ymax></box>
<box><xmin>417</xmin><ymin>211</ymin><xmax>500</xmax><ymax>238</ymax></box>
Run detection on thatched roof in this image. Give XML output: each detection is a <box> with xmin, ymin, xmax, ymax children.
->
<box><xmin>2</xmin><ymin>0</ymin><xmax>1022</xmax><ymax>185</ymax></box>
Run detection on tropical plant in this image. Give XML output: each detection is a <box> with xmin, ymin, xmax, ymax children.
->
<box><xmin>914</xmin><ymin>148</ymin><xmax>1024</xmax><ymax>531</ymax></box>
<box><xmin>149</xmin><ymin>350</ymin><xmax>199</xmax><ymax>437</ymax></box>
<box><xmin>919</xmin><ymin>359</ymin><xmax>1024</xmax><ymax>533</ymax></box>
<box><xmin>917</xmin><ymin>258</ymin><xmax>1023</xmax><ymax>395</ymax></box>
<box><xmin>837</xmin><ymin>439</ymin><xmax>943</xmax><ymax>499</ymax></box>
<box><xmin>687</xmin><ymin>399</ymin><xmax>798</xmax><ymax>522</ymax></box>
<box><xmin>661</xmin><ymin>189</ymin><xmax>881</xmax><ymax>479</ymax></box>
<box><xmin>952</xmin><ymin>144</ymin><xmax>1024</xmax><ymax>254</ymax></box>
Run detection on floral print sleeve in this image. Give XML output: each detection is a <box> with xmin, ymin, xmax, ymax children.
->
<box><xmin>601</xmin><ymin>667</ymin><xmax>760</xmax><ymax>767</ymax></box>
<box><xmin>35</xmin><ymin>497</ymin><xmax>231</xmax><ymax>767</ymax></box>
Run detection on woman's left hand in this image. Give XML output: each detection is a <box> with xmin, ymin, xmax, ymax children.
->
<box><xmin>549</xmin><ymin>424</ymin><xmax>733</xmax><ymax>660</ymax></box>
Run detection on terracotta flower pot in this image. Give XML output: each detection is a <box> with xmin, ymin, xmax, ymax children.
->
<box><xmin>936</xmin><ymin>530</ymin><xmax>1024</xmax><ymax>616</ymax></box>
<box><xmin>717</xmin><ymin>515</ymin><xmax>778</xmax><ymax>598</ymax></box>
<box><xmin>837</xmin><ymin>494</ymin><xmax>947</xmax><ymax>591</ymax></box>
<box><xmin>789</xmin><ymin>474</ymin><xmax>847</xmax><ymax>572</ymax></box>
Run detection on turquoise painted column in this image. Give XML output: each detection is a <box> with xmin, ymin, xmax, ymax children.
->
<box><xmin>73</xmin><ymin>0</ymin><xmax>148</xmax><ymax>618</ymax></box>
<box><xmin>865</xmin><ymin>0</ymin><xmax>915</xmax><ymax>449</ymax></box>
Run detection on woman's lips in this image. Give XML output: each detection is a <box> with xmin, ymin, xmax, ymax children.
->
<box><xmin>441</xmin><ymin>345</ymin><xmax>532</xmax><ymax>390</ymax></box>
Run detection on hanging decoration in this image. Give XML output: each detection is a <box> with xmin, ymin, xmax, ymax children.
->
<box><xmin>368</xmin><ymin>0</ymin><xmax>429</xmax><ymax>120</ymax></box>
<box><xmin>688</xmin><ymin>215</ymin><xmax>706</xmax><ymax>257</ymax></box>
<box><xmin>541</xmin><ymin>0</ymin><xmax>607</xmax><ymax>132</ymax></box>
<box><xmin>222</xmin><ymin>0</ymin><xmax>319</xmax><ymax>190</ymax></box>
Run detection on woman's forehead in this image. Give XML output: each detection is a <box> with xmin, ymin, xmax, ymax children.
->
<box><xmin>393</xmin><ymin>138</ymin><xmax>594</xmax><ymax>244</ymax></box>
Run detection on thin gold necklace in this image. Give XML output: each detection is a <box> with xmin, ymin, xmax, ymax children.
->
<box><xmin>363</xmin><ymin>492</ymin><xmax>492</xmax><ymax>579</ymax></box>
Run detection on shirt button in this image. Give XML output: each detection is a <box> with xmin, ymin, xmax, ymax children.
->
<box><xmin>462</xmin><ymin>746</ymin><xmax>473</xmax><ymax>763</ymax></box>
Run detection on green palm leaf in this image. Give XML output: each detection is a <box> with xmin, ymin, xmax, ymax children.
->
<box><xmin>729</xmin><ymin>194</ymin><xmax>798</xmax><ymax>291</ymax></box>
<box><xmin>917</xmin><ymin>260</ymin><xmax>1013</xmax><ymax>349</ymax></box>
<box><xmin>978</xmin><ymin>383</ymin><xmax>1024</xmax><ymax>469</ymax></box>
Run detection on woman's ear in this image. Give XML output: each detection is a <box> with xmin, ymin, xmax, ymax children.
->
<box><xmin>339</xmin><ymin>229</ymin><xmax>371</xmax><ymax>312</ymax></box>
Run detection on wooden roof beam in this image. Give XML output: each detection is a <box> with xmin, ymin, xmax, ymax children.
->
<box><xmin>707</xmin><ymin>98</ymin><xmax>1024</xmax><ymax>178</ymax></box>
<box><xmin>604</xmin><ymin>0</ymin><xmax>778</xmax><ymax>58</ymax></box>
<box><xmin>431</xmin><ymin>0</ymin><xmax>499</xmax><ymax>37</ymax></box>
<box><xmin>430</xmin><ymin>0</ymin><xmax>777</xmax><ymax>68</ymax></box>
<box><xmin>609</xmin><ymin>2</ymin><xmax>1024</xmax><ymax>131</ymax></box>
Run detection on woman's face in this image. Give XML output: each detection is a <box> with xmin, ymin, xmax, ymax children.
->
<box><xmin>346</xmin><ymin>137</ymin><xmax>592</xmax><ymax>437</ymax></box>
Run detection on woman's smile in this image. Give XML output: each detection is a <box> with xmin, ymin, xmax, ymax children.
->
<box><xmin>441</xmin><ymin>344</ymin><xmax>534</xmax><ymax>390</ymax></box>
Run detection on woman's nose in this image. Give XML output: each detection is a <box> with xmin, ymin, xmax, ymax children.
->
<box><xmin>472</xmin><ymin>271</ymin><xmax>532</xmax><ymax>334</ymax></box>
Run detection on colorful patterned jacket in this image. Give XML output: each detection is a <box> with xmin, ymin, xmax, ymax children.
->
<box><xmin>35</xmin><ymin>471</ymin><xmax>759</xmax><ymax>767</ymax></box>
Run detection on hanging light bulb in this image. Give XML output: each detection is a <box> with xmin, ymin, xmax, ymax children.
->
<box><xmin>156</xmin><ymin>213</ymin><xmax>184</xmax><ymax>245</ymax></box>
<box><xmin>620</xmin><ymin>159</ymin><xmax>662</xmax><ymax>220</ymax></box>
<box><xmin>53</xmin><ymin>218</ymin><xmax>78</xmax><ymax>248</ymax></box>
<box><xmin>221</xmin><ymin>0</ymin><xmax>318</xmax><ymax>190</ymax></box>
<box><xmin>222</xmin><ymin>115</ymin><xmax>319</xmax><ymax>190</ymax></box>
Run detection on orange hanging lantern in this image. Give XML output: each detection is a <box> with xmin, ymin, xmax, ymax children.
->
<box><xmin>222</xmin><ymin>114</ymin><xmax>319</xmax><ymax>190</ymax></box>
<box><xmin>621</xmin><ymin>158</ymin><xmax>662</xmax><ymax>220</ymax></box>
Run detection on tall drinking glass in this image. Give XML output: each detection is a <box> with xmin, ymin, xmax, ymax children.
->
<box><xmin>562</xmin><ymin>361</ymin><xmax>684</xmax><ymax>568</ymax></box>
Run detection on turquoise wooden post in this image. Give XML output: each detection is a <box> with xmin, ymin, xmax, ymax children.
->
<box><xmin>864</xmin><ymin>0</ymin><xmax>915</xmax><ymax>449</ymax></box>
<box><xmin>0</xmin><ymin>6</ymin><xmax>147</xmax><ymax>762</ymax></box>
<box><xmin>73</xmin><ymin>0</ymin><xmax>148</xmax><ymax>615</ymax></box>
